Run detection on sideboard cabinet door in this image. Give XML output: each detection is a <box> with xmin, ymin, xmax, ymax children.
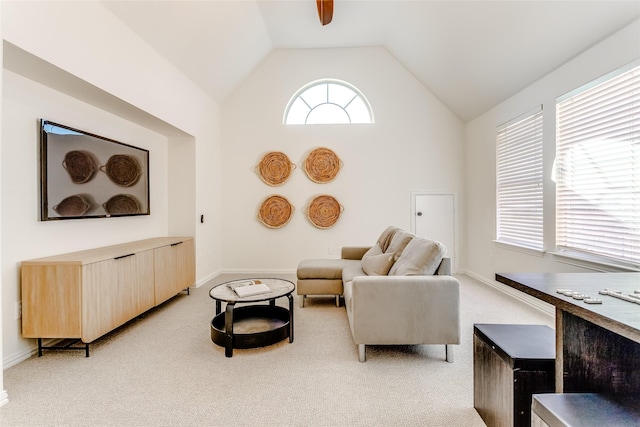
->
<box><xmin>21</xmin><ymin>264</ymin><xmax>82</xmax><ymax>339</ymax></box>
<box><xmin>154</xmin><ymin>239</ymin><xmax>195</xmax><ymax>305</ymax></box>
<box><xmin>176</xmin><ymin>239</ymin><xmax>195</xmax><ymax>291</ymax></box>
<box><xmin>82</xmin><ymin>250</ymin><xmax>155</xmax><ymax>343</ymax></box>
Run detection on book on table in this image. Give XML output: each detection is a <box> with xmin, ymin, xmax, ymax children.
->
<box><xmin>228</xmin><ymin>280</ymin><xmax>271</xmax><ymax>297</ymax></box>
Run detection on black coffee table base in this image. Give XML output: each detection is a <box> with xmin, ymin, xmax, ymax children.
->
<box><xmin>210</xmin><ymin>298</ymin><xmax>293</xmax><ymax>357</ymax></box>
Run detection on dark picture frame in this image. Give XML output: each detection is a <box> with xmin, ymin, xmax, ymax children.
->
<box><xmin>40</xmin><ymin>120</ymin><xmax>150</xmax><ymax>220</ymax></box>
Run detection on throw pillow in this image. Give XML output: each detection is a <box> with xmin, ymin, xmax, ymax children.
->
<box><xmin>388</xmin><ymin>238</ymin><xmax>446</xmax><ymax>276</ymax></box>
<box><xmin>362</xmin><ymin>252</ymin><xmax>395</xmax><ymax>276</ymax></box>
<box><xmin>362</xmin><ymin>244</ymin><xmax>383</xmax><ymax>260</ymax></box>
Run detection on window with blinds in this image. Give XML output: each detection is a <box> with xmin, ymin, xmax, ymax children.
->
<box><xmin>556</xmin><ymin>63</ymin><xmax>640</xmax><ymax>267</ymax></box>
<box><xmin>496</xmin><ymin>107</ymin><xmax>544</xmax><ymax>250</ymax></box>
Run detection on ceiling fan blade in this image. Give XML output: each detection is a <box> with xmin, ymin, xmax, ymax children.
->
<box><xmin>316</xmin><ymin>0</ymin><xmax>333</xmax><ymax>26</ymax></box>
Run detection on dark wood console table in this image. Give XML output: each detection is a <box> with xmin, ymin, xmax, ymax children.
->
<box><xmin>495</xmin><ymin>272</ymin><xmax>640</xmax><ymax>393</ymax></box>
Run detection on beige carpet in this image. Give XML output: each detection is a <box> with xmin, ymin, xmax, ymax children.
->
<box><xmin>1</xmin><ymin>273</ymin><xmax>553</xmax><ymax>427</ymax></box>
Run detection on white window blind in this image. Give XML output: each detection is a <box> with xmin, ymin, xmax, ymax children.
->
<box><xmin>556</xmin><ymin>63</ymin><xmax>640</xmax><ymax>267</ymax></box>
<box><xmin>496</xmin><ymin>107</ymin><xmax>544</xmax><ymax>250</ymax></box>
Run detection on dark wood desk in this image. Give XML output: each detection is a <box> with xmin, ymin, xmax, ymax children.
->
<box><xmin>495</xmin><ymin>272</ymin><xmax>640</xmax><ymax>393</ymax></box>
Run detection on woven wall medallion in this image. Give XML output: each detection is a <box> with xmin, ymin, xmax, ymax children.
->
<box><xmin>62</xmin><ymin>150</ymin><xmax>97</xmax><ymax>184</ymax></box>
<box><xmin>307</xmin><ymin>195</ymin><xmax>343</xmax><ymax>229</ymax></box>
<box><xmin>303</xmin><ymin>147</ymin><xmax>342</xmax><ymax>183</ymax></box>
<box><xmin>52</xmin><ymin>194</ymin><xmax>91</xmax><ymax>217</ymax></box>
<box><xmin>258</xmin><ymin>195</ymin><xmax>294</xmax><ymax>228</ymax></box>
<box><xmin>255</xmin><ymin>151</ymin><xmax>296</xmax><ymax>186</ymax></box>
<box><xmin>100</xmin><ymin>154</ymin><xmax>141</xmax><ymax>187</ymax></box>
<box><xmin>103</xmin><ymin>194</ymin><xmax>141</xmax><ymax>215</ymax></box>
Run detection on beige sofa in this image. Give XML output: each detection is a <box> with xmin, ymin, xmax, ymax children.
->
<box><xmin>297</xmin><ymin>227</ymin><xmax>460</xmax><ymax>362</ymax></box>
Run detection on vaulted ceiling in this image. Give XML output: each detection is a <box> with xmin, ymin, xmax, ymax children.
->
<box><xmin>103</xmin><ymin>0</ymin><xmax>640</xmax><ymax>122</ymax></box>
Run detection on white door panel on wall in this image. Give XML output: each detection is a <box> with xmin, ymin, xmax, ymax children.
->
<box><xmin>411</xmin><ymin>192</ymin><xmax>456</xmax><ymax>272</ymax></box>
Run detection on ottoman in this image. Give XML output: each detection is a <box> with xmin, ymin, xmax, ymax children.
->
<box><xmin>296</xmin><ymin>258</ymin><xmax>360</xmax><ymax>307</ymax></box>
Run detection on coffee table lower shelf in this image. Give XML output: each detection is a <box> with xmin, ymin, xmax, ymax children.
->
<box><xmin>210</xmin><ymin>305</ymin><xmax>292</xmax><ymax>357</ymax></box>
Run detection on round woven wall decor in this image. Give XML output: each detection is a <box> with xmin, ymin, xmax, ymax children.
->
<box><xmin>62</xmin><ymin>150</ymin><xmax>97</xmax><ymax>184</ymax></box>
<box><xmin>303</xmin><ymin>147</ymin><xmax>342</xmax><ymax>183</ymax></box>
<box><xmin>307</xmin><ymin>195</ymin><xmax>343</xmax><ymax>229</ymax></box>
<box><xmin>258</xmin><ymin>195</ymin><xmax>294</xmax><ymax>228</ymax></box>
<box><xmin>100</xmin><ymin>154</ymin><xmax>141</xmax><ymax>187</ymax></box>
<box><xmin>255</xmin><ymin>152</ymin><xmax>296</xmax><ymax>186</ymax></box>
<box><xmin>103</xmin><ymin>194</ymin><xmax>141</xmax><ymax>215</ymax></box>
<box><xmin>53</xmin><ymin>194</ymin><xmax>91</xmax><ymax>217</ymax></box>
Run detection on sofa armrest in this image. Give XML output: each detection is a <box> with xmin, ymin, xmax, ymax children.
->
<box><xmin>346</xmin><ymin>275</ymin><xmax>460</xmax><ymax>345</ymax></box>
<box><xmin>341</xmin><ymin>246</ymin><xmax>371</xmax><ymax>260</ymax></box>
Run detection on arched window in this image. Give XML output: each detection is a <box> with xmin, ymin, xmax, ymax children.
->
<box><xmin>284</xmin><ymin>79</ymin><xmax>374</xmax><ymax>125</ymax></box>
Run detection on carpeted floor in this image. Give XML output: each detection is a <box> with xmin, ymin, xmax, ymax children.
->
<box><xmin>1</xmin><ymin>273</ymin><xmax>553</xmax><ymax>426</ymax></box>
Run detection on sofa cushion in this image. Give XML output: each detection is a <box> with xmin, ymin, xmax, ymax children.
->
<box><xmin>342</xmin><ymin>265</ymin><xmax>366</xmax><ymax>284</ymax></box>
<box><xmin>376</xmin><ymin>226</ymin><xmax>400</xmax><ymax>252</ymax></box>
<box><xmin>362</xmin><ymin>252</ymin><xmax>395</xmax><ymax>276</ymax></box>
<box><xmin>385</xmin><ymin>230</ymin><xmax>414</xmax><ymax>260</ymax></box>
<box><xmin>389</xmin><ymin>237</ymin><xmax>446</xmax><ymax>276</ymax></box>
<box><xmin>297</xmin><ymin>259</ymin><xmax>361</xmax><ymax>280</ymax></box>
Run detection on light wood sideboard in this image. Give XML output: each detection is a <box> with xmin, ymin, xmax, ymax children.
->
<box><xmin>21</xmin><ymin>237</ymin><xmax>195</xmax><ymax>356</ymax></box>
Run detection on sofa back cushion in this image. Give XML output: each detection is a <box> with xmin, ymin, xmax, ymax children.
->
<box><xmin>385</xmin><ymin>230</ymin><xmax>414</xmax><ymax>261</ymax></box>
<box><xmin>389</xmin><ymin>237</ymin><xmax>446</xmax><ymax>276</ymax></box>
<box><xmin>376</xmin><ymin>226</ymin><xmax>400</xmax><ymax>252</ymax></box>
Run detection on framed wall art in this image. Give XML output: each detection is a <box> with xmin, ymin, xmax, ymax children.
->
<box><xmin>40</xmin><ymin>120</ymin><xmax>150</xmax><ymax>220</ymax></box>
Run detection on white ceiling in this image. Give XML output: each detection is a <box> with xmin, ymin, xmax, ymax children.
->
<box><xmin>102</xmin><ymin>0</ymin><xmax>640</xmax><ymax>122</ymax></box>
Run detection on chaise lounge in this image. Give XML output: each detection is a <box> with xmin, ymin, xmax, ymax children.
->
<box><xmin>297</xmin><ymin>226</ymin><xmax>460</xmax><ymax>362</ymax></box>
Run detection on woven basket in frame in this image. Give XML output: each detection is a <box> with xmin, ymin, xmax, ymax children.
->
<box><xmin>255</xmin><ymin>151</ymin><xmax>296</xmax><ymax>186</ymax></box>
<box><xmin>62</xmin><ymin>150</ymin><xmax>97</xmax><ymax>184</ymax></box>
<box><xmin>258</xmin><ymin>195</ymin><xmax>294</xmax><ymax>228</ymax></box>
<box><xmin>303</xmin><ymin>147</ymin><xmax>342</xmax><ymax>183</ymax></box>
<box><xmin>100</xmin><ymin>154</ymin><xmax>141</xmax><ymax>187</ymax></box>
<box><xmin>307</xmin><ymin>194</ymin><xmax>343</xmax><ymax>229</ymax></box>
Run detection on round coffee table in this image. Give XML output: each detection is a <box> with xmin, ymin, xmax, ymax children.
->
<box><xmin>209</xmin><ymin>278</ymin><xmax>295</xmax><ymax>357</ymax></box>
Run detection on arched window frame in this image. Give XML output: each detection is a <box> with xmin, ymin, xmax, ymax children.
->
<box><xmin>283</xmin><ymin>78</ymin><xmax>374</xmax><ymax>125</ymax></box>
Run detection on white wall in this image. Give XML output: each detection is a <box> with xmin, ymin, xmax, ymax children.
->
<box><xmin>463</xmin><ymin>20</ymin><xmax>640</xmax><ymax>286</ymax></box>
<box><xmin>221</xmin><ymin>47</ymin><xmax>464</xmax><ymax>271</ymax></box>
<box><xmin>0</xmin><ymin>1</ymin><xmax>222</xmax><ymax>376</ymax></box>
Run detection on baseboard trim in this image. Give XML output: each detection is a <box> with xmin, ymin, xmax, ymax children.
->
<box><xmin>0</xmin><ymin>390</ymin><xmax>8</xmax><ymax>407</ymax></box>
<box><xmin>193</xmin><ymin>270</ymin><xmax>220</xmax><ymax>288</ymax></box>
<box><xmin>461</xmin><ymin>269</ymin><xmax>555</xmax><ymax>318</ymax></box>
<box><xmin>3</xmin><ymin>346</ymin><xmax>35</xmax><ymax>370</ymax></box>
<box><xmin>2</xmin><ymin>338</ymin><xmax>65</xmax><ymax>370</ymax></box>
